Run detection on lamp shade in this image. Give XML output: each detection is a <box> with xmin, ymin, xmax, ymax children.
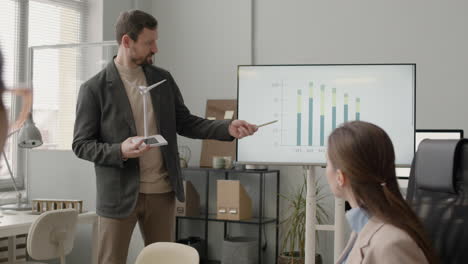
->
<box><xmin>18</xmin><ymin>114</ymin><xmax>43</xmax><ymax>148</ymax></box>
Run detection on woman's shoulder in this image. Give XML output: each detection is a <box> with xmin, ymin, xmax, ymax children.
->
<box><xmin>372</xmin><ymin>220</ymin><xmax>413</xmax><ymax>243</ymax></box>
<box><xmin>361</xmin><ymin>218</ymin><xmax>428</xmax><ymax>263</ymax></box>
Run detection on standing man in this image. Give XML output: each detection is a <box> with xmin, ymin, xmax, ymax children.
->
<box><xmin>72</xmin><ymin>10</ymin><xmax>257</xmax><ymax>264</ymax></box>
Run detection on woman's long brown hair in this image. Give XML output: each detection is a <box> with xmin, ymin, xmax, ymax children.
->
<box><xmin>328</xmin><ymin>121</ymin><xmax>438</xmax><ymax>264</ymax></box>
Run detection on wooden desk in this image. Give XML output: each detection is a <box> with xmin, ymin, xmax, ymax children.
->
<box><xmin>0</xmin><ymin>210</ymin><xmax>98</xmax><ymax>264</ymax></box>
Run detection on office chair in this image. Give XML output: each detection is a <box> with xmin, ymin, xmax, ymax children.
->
<box><xmin>407</xmin><ymin>139</ymin><xmax>468</xmax><ymax>263</ymax></box>
<box><xmin>26</xmin><ymin>208</ymin><xmax>78</xmax><ymax>264</ymax></box>
<box><xmin>135</xmin><ymin>242</ymin><xmax>199</xmax><ymax>264</ymax></box>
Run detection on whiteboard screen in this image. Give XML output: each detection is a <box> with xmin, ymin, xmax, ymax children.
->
<box><xmin>237</xmin><ymin>64</ymin><xmax>415</xmax><ymax>166</ymax></box>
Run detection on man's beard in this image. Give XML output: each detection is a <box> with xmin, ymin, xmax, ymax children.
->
<box><xmin>132</xmin><ymin>53</ymin><xmax>154</xmax><ymax>66</ymax></box>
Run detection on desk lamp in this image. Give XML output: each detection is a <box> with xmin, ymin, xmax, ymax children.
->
<box><xmin>1</xmin><ymin>113</ymin><xmax>42</xmax><ymax>210</ymax></box>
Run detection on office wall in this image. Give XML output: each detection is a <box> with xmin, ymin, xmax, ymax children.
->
<box><xmin>101</xmin><ymin>0</ymin><xmax>134</xmax><ymax>41</ymax></box>
<box><xmin>87</xmin><ymin>0</ymin><xmax>103</xmax><ymax>42</ymax></box>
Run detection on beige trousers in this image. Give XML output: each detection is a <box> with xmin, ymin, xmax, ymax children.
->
<box><xmin>97</xmin><ymin>192</ymin><xmax>175</xmax><ymax>264</ymax></box>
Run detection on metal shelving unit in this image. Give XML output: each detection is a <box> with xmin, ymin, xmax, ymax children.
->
<box><xmin>176</xmin><ymin>167</ymin><xmax>280</xmax><ymax>264</ymax></box>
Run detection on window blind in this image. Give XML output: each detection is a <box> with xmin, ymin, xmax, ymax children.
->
<box><xmin>0</xmin><ymin>0</ymin><xmax>88</xmax><ymax>182</ymax></box>
<box><xmin>29</xmin><ymin>0</ymin><xmax>88</xmax><ymax>149</ymax></box>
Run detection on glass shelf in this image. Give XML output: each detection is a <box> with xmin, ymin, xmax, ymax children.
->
<box><xmin>177</xmin><ymin>214</ymin><xmax>277</xmax><ymax>225</ymax></box>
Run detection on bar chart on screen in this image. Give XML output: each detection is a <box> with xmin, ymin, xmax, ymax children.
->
<box><xmin>237</xmin><ymin>64</ymin><xmax>415</xmax><ymax>165</ymax></box>
<box><xmin>279</xmin><ymin>81</ymin><xmax>362</xmax><ymax>148</ymax></box>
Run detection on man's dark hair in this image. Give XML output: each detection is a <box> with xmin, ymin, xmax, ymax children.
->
<box><xmin>115</xmin><ymin>10</ymin><xmax>158</xmax><ymax>45</ymax></box>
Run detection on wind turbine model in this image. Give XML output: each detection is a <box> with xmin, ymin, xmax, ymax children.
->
<box><xmin>129</xmin><ymin>79</ymin><xmax>168</xmax><ymax>147</ymax></box>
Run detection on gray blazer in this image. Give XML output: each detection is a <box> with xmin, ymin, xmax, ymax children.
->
<box><xmin>72</xmin><ymin>60</ymin><xmax>233</xmax><ymax>218</ymax></box>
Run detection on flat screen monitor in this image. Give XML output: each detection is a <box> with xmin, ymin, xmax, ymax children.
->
<box><xmin>237</xmin><ymin>64</ymin><xmax>416</xmax><ymax>166</ymax></box>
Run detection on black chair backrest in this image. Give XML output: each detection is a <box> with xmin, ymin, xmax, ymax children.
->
<box><xmin>407</xmin><ymin>139</ymin><xmax>468</xmax><ymax>264</ymax></box>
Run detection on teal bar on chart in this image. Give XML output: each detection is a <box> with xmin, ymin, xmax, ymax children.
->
<box><xmin>308</xmin><ymin>82</ymin><xmax>313</xmax><ymax>146</ymax></box>
<box><xmin>320</xmin><ymin>85</ymin><xmax>325</xmax><ymax>146</ymax></box>
<box><xmin>356</xmin><ymin>98</ymin><xmax>361</xmax><ymax>120</ymax></box>
<box><xmin>332</xmin><ymin>88</ymin><xmax>337</xmax><ymax>130</ymax></box>
<box><xmin>344</xmin><ymin>93</ymin><xmax>349</xmax><ymax>123</ymax></box>
<box><xmin>297</xmin><ymin>89</ymin><xmax>302</xmax><ymax>146</ymax></box>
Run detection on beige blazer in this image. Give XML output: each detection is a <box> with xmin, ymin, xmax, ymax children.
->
<box><xmin>336</xmin><ymin>217</ymin><xmax>428</xmax><ymax>264</ymax></box>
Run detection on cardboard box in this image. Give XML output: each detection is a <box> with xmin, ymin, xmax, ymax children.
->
<box><xmin>176</xmin><ymin>181</ymin><xmax>200</xmax><ymax>217</ymax></box>
<box><xmin>217</xmin><ymin>180</ymin><xmax>252</xmax><ymax>220</ymax></box>
<box><xmin>200</xmin><ymin>100</ymin><xmax>237</xmax><ymax>167</ymax></box>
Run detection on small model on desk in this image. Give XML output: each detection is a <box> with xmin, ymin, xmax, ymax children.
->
<box><xmin>200</xmin><ymin>99</ymin><xmax>237</xmax><ymax>167</ymax></box>
<box><xmin>31</xmin><ymin>199</ymin><xmax>83</xmax><ymax>214</ymax></box>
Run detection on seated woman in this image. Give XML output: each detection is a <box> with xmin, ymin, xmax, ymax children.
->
<box><xmin>326</xmin><ymin>121</ymin><xmax>437</xmax><ymax>264</ymax></box>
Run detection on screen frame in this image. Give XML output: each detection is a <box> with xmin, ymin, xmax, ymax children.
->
<box><xmin>236</xmin><ymin>63</ymin><xmax>417</xmax><ymax>166</ymax></box>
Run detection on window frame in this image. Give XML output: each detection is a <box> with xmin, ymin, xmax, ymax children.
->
<box><xmin>0</xmin><ymin>0</ymin><xmax>88</xmax><ymax>195</ymax></box>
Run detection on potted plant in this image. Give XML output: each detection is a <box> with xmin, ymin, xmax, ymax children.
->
<box><xmin>278</xmin><ymin>172</ymin><xmax>329</xmax><ymax>264</ymax></box>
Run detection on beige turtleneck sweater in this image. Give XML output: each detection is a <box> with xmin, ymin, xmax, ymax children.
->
<box><xmin>114</xmin><ymin>60</ymin><xmax>172</xmax><ymax>194</ymax></box>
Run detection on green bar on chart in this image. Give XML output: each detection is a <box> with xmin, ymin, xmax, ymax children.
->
<box><xmin>297</xmin><ymin>89</ymin><xmax>302</xmax><ymax>146</ymax></box>
<box><xmin>332</xmin><ymin>88</ymin><xmax>337</xmax><ymax>130</ymax></box>
<box><xmin>320</xmin><ymin>85</ymin><xmax>325</xmax><ymax>146</ymax></box>
<box><xmin>344</xmin><ymin>93</ymin><xmax>349</xmax><ymax>123</ymax></box>
<box><xmin>308</xmin><ymin>82</ymin><xmax>313</xmax><ymax>146</ymax></box>
<box><xmin>356</xmin><ymin>98</ymin><xmax>361</xmax><ymax>120</ymax></box>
